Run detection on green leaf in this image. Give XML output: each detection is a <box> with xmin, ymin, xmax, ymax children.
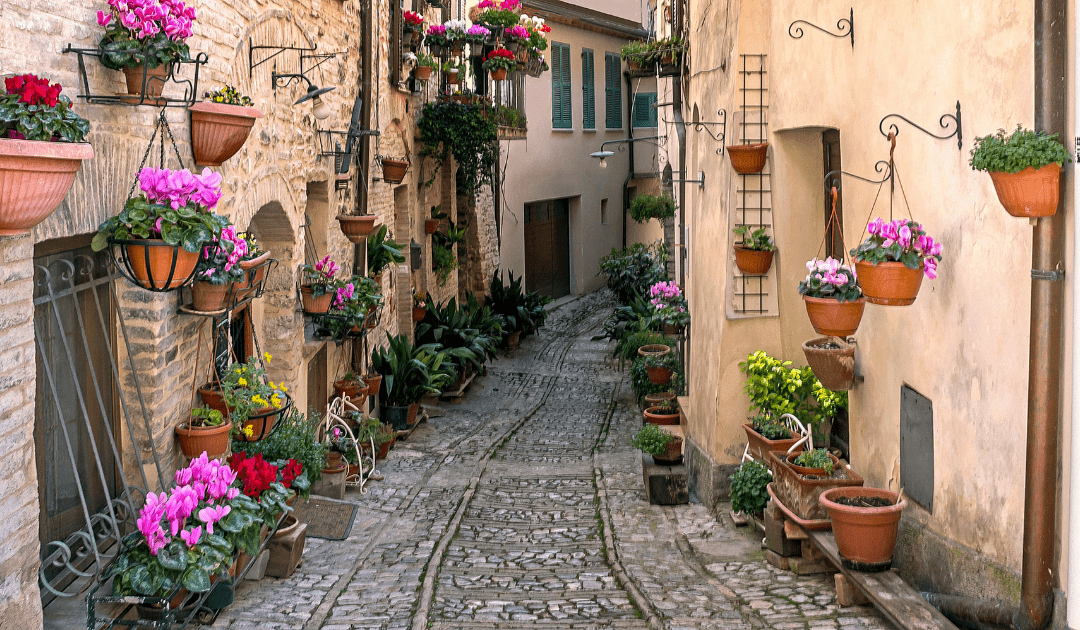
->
<box><xmin>157</xmin><ymin>541</ymin><xmax>188</xmax><ymax>570</ymax></box>
<box><xmin>181</xmin><ymin>567</ymin><xmax>212</xmax><ymax>593</ymax></box>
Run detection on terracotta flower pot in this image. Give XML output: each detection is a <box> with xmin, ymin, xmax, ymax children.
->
<box><xmin>199</xmin><ymin>384</ymin><xmax>228</xmax><ymax>415</ymax></box>
<box><xmin>489</xmin><ymin>67</ymin><xmax>508</xmax><ymax>81</ymax></box>
<box><xmin>413</xmin><ymin>306</ymin><xmax>426</xmax><ymax>321</ymax></box>
<box><xmin>325</xmin><ymin>451</ymin><xmax>343</xmax><ymax>470</ymax></box>
<box><xmin>742</xmin><ymin>423</ymin><xmax>803</xmax><ymax>461</ymax></box>
<box><xmin>175</xmin><ymin>419</ymin><xmax>233</xmax><ymax>458</ymax></box>
<box><xmin>733</xmin><ymin>246</ymin><xmax>774</xmax><ymax>275</ymax></box>
<box><xmin>333</xmin><ymin>379</ymin><xmax>366</xmax><ymax>400</ymax></box>
<box><xmin>337</xmin><ymin>214</ymin><xmax>379</xmax><ymax>244</ymax></box>
<box><xmin>414</xmin><ymin>65</ymin><xmax>433</xmax><ymax>81</ymax></box>
<box><xmin>125</xmin><ymin>241</ymin><xmax>201</xmax><ymax>290</ymax></box>
<box><xmin>507</xmin><ymin>330</ymin><xmax>521</xmax><ymax>348</ymax></box>
<box><xmin>122</xmin><ymin>64</ymin><xmax>170</xmax><ymax>98</ymax></box>
<box><xmin>424</xmin><ymin>219</ymin><xmax>441</xmax><ymax>234</ymax></box>
<box><xmin>188</xmin><ymin>101</ymin><xmax>263</xmax><ymax>166</ymax></box>
<box><xmin>301</xmin><ymin>286</ymin><xmax>333</xmax><ymax>313</ymax></box>
<box><xmin>854</xmin><ymin>261</ymin><xmax>924</xmax><ymax>306</ymax></box>
<box><xmin>238</xmin><ymin>410</ymin><xmax>278</xmax><ymax>442</ymax></box>
<box><xmin>652</xmin><ymin>435</ymin><xmax>683</xmax><ymax>465</ymax></box>
<box><xmin>786</xmin><ymin>451</ymin><xmax>842</xmax><ymax>477</ymax></box>
<box><xmin>988</xmin><ymin>164</ymin><xmax>1061</xmax><ymax>218</ymax></box>
<box><xmin>382</xmin><ymin>159</ymin><xmax>409</xmax><ymax>184</ymax></box>
<box><xmin>767</xmin><ymin>450</ymin><xmax>864</xmax><ymax>521</ymax></box>
<box><xmin>802</xmin><ymin>295</ymin><xmax>866</xmax><ymax>337</ymax></box>
<box><xmin>237</xmin><ymin>251</ymin><xmax>271</xmax><ymax>299</ymax></box>
<box><xmin>0</xmin><ymin>139</ymin><xmax>94</xmax><ymax>235</ymax></box>
<box><xmin>407</xmin><ymin>403</ymin><xmax>420</xmax><ymax>426</ymax></box>
<box><xmin>819</xmin><ymin>487</ymin><xmax>906</xmax><ymax>565</ymax></box>
<box><xmin>644</xmin><ymin>392</ymin><xmax>676</xmax><ymax>408</ymax></box>
<box><xmin>646</xmin><ymin>365</ymin><xmax>672</xmax><ymax>385</ymax></box>
<box><xmin>376</xmin><ymin>438</ymin><xmax>392</xmax><ymax>460</ymax></box>
<box><xmin>802</xmin><ymin>336</ymin><xmax>856</xmax><ymax>391</ymax></box>
<box><xmin>726</xmin><ymin>142</ymin><xmax>769</xmax><ymax>174</ymax></box>
<box><xmin>447</xmin><ymin>69</ymin><xmax>461</xmax><ymax>85</ymax></box>
<box><xmin>637</xmin><ymin>344</ymin><xmax>672</xmax><ymax>359</ymax></box>
<box><xmin>362</xmin><ymin>374</ymin><xmax>383</xmax><ymax>396</ymax></box>
<box><xmin>191</xmin><ymin>281</ymin><xmax>229</xmax><ymax>312</ymax></box>
<box><xmin>643</xmin><ymin>405</ymin><xmax>679</xmax><ymax>425</ymax></box>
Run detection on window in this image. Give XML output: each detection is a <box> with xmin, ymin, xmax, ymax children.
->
<box><xmin>632</xmin><ymin>92</ymin><xmax>658</xmax><ymax>128</ymax></box>
<box><xmin>582</xmin><ymin>49</ymin><xmax>595</xmax><ymax>129</ymax></box>
<box><xmin>601</xmin><ymin>198</ymin><xmax>608</xmax><ymax>224</ymax></box>
<box><xmin>551</xmin><ymin>42</ymin><xmax>572</xmax><ymax>129</ymax></box>
<box><xmin>605</xmin><ymin>52</ymin><xmax>622</xmax><ymax>129</ymax></box>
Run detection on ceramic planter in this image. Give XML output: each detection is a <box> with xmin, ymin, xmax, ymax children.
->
<box><xmin>643</xmin><ymin>406</ymin><xmax>679</xmax><ymax>425</ymax></box>
<box><xmin>300</xmin><ymin>286</ymin><xmax>333</xmax><ymax>313</ymax></box>
<box><xmin>198</xmin><ymin>384</ymin><xmax>228</xmax><ymax>415</ymax></box>
<box><xmin>124</xmin><ymin>241</ymin><xmax>201</xmax><ymax>290</ymax></box>
<box><xmin>190</xmin><ymin>281</ymin><xmax>229</xmax><ymax>312</ymax></box>
<box><xmin>726</xmin><ymin>142</ymin><xmax>769</xmax><ymax>174</ymax></box>
<box><xmin>733</xmin><ymin>246</ymin><xmax>774</xmax><ymax>275</ymax></box>
<box><xmin>802</xmin><ymin>295</ymin><xmax>866</xmax><ymax>337</ymax></box>
<box><xmin>0</xmin><ymin>139</ymin><xmax>94</xmax><ymax>235</ymax></box>
<box><xmin>819</xmin><ymin>486</ymin><xmax>906</xmax><ymax>565</ymax></box>
<box><xmin>646</xmin><ymin>365</ymin><xmax>672</xmax><ymax>385</ymax></box>
<box><xmin>766</xmin><ymin>449</ymin><xmax>863</xmax><ymax>521</ymax></box>
<box><xmin>122</xmin><ymin>64</ymin><xmax>170</xmax><ymax>98</ymax></box>
<box><xmin>188</xmin><ymin>101</ymin><xmax>263</xmax><ymax>166</ymax></box>
<box><xmin>802</xmin><ymin>336</ymin><xmax>856</xmax><ymax>391</ymax></box>
<box><xmin>337</xmin><ymin>214</ymin><xmax>379</xmax><ymax>244</ymax></box>
<box><xmin>652</xmin><ymin>435</ymin><xmax>683</xmax><ymax>465</ymax></box>
<box><xmin>490</xmin><ymin>68</ymin><xmax>508</xmax><ymax>81</ymax></box>
<box><xmin>988</xmin><ymin>164</ymin><xmax>1061</xmax><ymax>218</ymax></box>
<box><xmin>854</xmin><ymin>261</ymin><xmax>924</xmax><ymax>306</ymax></box>
<box><xmin>381</xmin><ymin>159</ymin><xmax>409</xmax><ymax>184</ymax></box>
<box><xmin>175</xmin><ymin>419</ymin><xmax>233</xmax><ymax>458</ymax></box>
<box><xmin>742</xmin><ymin>423</ymin><xmax>803</xmax><ymax>461</ymax></box>
<box><xmin>637</xmin><ymin>344</ymin><xmax>672</xmax><ymax>359</ymax></box>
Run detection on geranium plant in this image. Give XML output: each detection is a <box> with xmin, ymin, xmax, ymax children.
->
<box><xmin>483</xmin><ymin>48</ymin><xmax>517</xmax><ymax>73</ymax></box>
<box><xmin>97</xmin><ymin>0</ymin><xmax>196</xmax><ymax>70</ymax></box>
<box><xmin>91</xmin><ymin>166</ymin><xmax>227</xmax><ymax>253</ymax></box>
<box><xmin>465</xmin><ymin>24</ymin><xmax>491</xmax><ymax>45</ymax></box>
<box><xmin>300</xmin><ymin>254</ymin><xmax>342</xmax><ymax>297</ymax></box>
<box><xmin>649</xmin><ymin>281</ymin><xmax>689</xmax><ymax>327</ymax></box>
<box><xmin>403</xmin><ymin>10</ymin><xmax>424</xmax><ymax>29</ymax></box>
<box><xmin>797</xmin><ymin>257</ymin><xmax>862</xmax><ymax>302</ymax></box>
<box><xmin>476</xmin><ymin>0</ymin><xmax>521</xmax><ymax>29</ymax></box>
<box><xmin>425</xmin><ymin>24</ymin><xmax>449</xmax><ymax>48</ymax></box>
<box><xmin>850</xmin><ymin>218</ymin><xmax>943</xmax><ymax>278</ymax></box>
<box><xmin>0</xmin><ymin>75</ymin><xmax>90</xmax><ymax>143</ymax></box>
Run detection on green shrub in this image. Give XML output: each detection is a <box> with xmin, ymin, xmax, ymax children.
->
<box><xmin>738</xmin><ymin>350</ymin><xmax>847</xmax><ymax>431</ymax></box>
<box><xmin>599</xmin><ymin>242</ymin><xmax>668</xmax><ymax>305</ymax></box>
<box><xmin>969</xmin><ymin>125</ymin><xmax>1072</xmax><ymax>173</ymax></box>
<box><xmin>730</xmin><ymin>460</ymin><xmax>771</xmax><ymax>516</ymax></box>
<box><xmin>630</xmin><ymin>422</ymin><xmax>675</xmax><ymax>457</ymax></box>
<box><xmin>629</xmin><ymin>193</ymin><xmax>676</xmax><ymax>223</ymax></box>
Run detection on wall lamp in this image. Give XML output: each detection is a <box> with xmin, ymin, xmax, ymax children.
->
<box><xmin>271</xmin><ymin>66</ymin><xmax>335</xmax><ymax>119</ymax></box>
<box><xmin>249</xmin><ymin>39</ymin><xmax>342</xmax><ymax>120</ymax></box>
<box><xmin>589</xmin><ymin>135</ymin><xmax>666</xmax><ymax>168</ymax></box>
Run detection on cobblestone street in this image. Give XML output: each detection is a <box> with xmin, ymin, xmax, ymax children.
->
<box><xmin>210</xmin><ymin>292</ymin><xmax>894</xmax><ymax>630</ymax></box>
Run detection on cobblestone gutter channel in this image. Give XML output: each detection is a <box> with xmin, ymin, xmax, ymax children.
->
<box><xmin>208</xmin><ymin>291</ymin><xmax>893</xmax><ymax>630</ymax></box>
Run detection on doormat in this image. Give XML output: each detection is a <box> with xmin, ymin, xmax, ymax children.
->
<box><xmin>290</xmin><ymin>496</ymin><xmax>359</xmax><ymax>540</ymax></box>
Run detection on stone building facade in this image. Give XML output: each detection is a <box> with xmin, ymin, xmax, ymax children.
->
<box><xmin>0</xmin><ymin>0</ymin><xmax>498</xmax><ymax>625</ymax></box>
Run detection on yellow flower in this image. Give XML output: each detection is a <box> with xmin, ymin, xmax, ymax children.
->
<box><xmin>271</xmin><ymin>394</ymin><xmax>282</xmax><ymax>408</ymax></box>
<box><xmin>238</xmin><ymin>377</ymin><xmax>248</xmax><ymax>387</ymax></box>
<box><xmin>264</xmin><ymin>352</ymin><xmax>272</xmax><ymax>363</ymax></box>
<box><xmin>252</xmin><ymin>395</ymin><xmax>267</xmax><ymax>406</ymax></box>
<box><xmin>269</xmin><ymin>381</ymin><xmax>279</xmax><ymax>390</ymax></box>
<box><xmin>242</xmin><ymin>425</ymin><xmax>254</xmax><ymax>438</ymax></box>
<box><xmin>280</xmin><ymin>383</ymin><xmax>288</xmax><ymax>392</ymax></box>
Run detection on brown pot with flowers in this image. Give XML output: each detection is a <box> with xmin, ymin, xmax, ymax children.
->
<box><xmin>970</xmin><ymin>126</ymin><xmax>1073</xmax><ymax>218</ymax></box>
<box><xmin>851</xmin><ymin>218</ymin><xmax>941</xmax><ymax>306</ymax></box>
<box><xmin>189</xmin><ymin>86</ymin><xmax>262</xmax><ymax>166</ymax></box>
<box><xmin>798</xmin><ymin>257</ymin><xmax>866</xmax><ymax>337</ymax></box>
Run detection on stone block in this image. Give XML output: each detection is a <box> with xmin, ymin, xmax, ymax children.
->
<box><xmin>787</xmin><ymin>556</ymin><xmax>835</xmax><ymax>575</ymax></box>
<box><xmin>265</xmin><ymin>523</ymin><xmax>307</xmax><ymax>579</ymax></box>
<box><xmin>642</xmin><ymin>454</ymin><xmax>688</xmax><ymax>505</ymax></box>
<box><xmin>684</xmin><ymin>436</ymin><xmax>737</xmax><ymax>509</ymax></box>
<box><xmin>312</xmin><ymin>467</ymin><xmax>347</xmax><ymax>500</ymax></box>
<box><xmin>834</xmin><ymin>573</ymin><xmax>869</xmax><ymax>607</ymax></box>
<box><xmin>243</xmin><ymin>550</ymin><xmax>271</xmax><ymax>581</ymax></box>
<box><xmin>765</xmin><ymin>549</ymin><xmax>790</xmax><ymax>571</ymax></box>
<box><xmin>765</xmin><ymin>502</ymin><xmax>801</xmax><ymax>557</ymax></box>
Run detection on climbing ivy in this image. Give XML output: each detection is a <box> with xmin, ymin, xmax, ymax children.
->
<box><xmin>417</xmin><ymin>101</ymin><xmax>499</xmax><ymax>195</ymax></box>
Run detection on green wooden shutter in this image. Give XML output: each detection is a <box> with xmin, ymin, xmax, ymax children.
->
<box><xmin>632</xmin><ymin>92</ymin><xmax>658</xmax><ymax>128</ymax></box>
<box><xmin>605</xmin><ymin>53</ymin><xmax>622</xmax><ymax>129</ymax></box>
<box><xmin>551</xmin><ymin>43</ymin><xmax>572</xmax><ymax>129</ymax></box>
<box><xmin>582</xmin><ymin>49</ymin><xmax>595</xmax><ymax>129</ymax></box>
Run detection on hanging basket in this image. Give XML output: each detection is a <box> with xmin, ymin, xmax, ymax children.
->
<box><xmin>300</xmin><ymin>285</ymin><xmax>333</xmax><ymax>313</ymax></box>
<box><xmin>175</xmin><ymin>419</ymin><xmax>233</xmax><ymax>458</ymax></box>
<box><xmin>802</xmin><ymin>295</ymin><xmax>865</xmax><ymax>337</ymax></box>
<box><xmin>381</xmin><ymin>159</ymin><xmax>409</xmax><ymax>184</ymax></box>
<box><xmin>987</xmin><ymin>164</ymin><xmax>1061</xmax><ymax>218</ymax></box>
<box><xmin>854</xmin><ymin>261</ymin><xmax>924</xmax><ymax>306</ymax></box>
<box><xmin>236</xmin><ymin>393</ymin><xmax>293</xmax><ymax>442</ymax></box>
<box><xmin>337</xmin><ymin>214</ymin><xmax>379</xmax><ymax>244</ymax></box>
<box><xmin>733</xmin><ymin>247</ymin><xmax>774</xmax><ymax>275</ymax></box>
<box><xmin>113</xmin><ymin>238</ymin><xmax>201</xmax><ymax>290</ymax></box>
<box><xmin>414</xmin><ymin>65</ymin><xmax>433</xmax><ymax>81</ymax></box>
<box><xmin>802</xmin><ymin>336</ymin><xmax>856</xmax><ymax>391</ymax></box>
<box><xmin>489</xmin><ymin>67</ymin><xmax>508</xmax><ymax>82</ymax></box>
<box><xmin>0</xmin><ymin>138</ymin><xmax>94</xmax><ymax>235</ymax></box>
<box><xmin>188</xmin><ymin>101</ymin><xmax>263</xmax><ymax>167</ymax></box>
<box><xmin>726</xmin><ymin>142</ymin><xmax>769</xmax><ymax>174</ymax></box>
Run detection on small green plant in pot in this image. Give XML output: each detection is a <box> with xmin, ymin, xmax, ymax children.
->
<box><xmin>631</xmin><ymin>422</ymin><xmax>682</xmax><ymax>463</ymax></box>
<box><xmin>730</xmin><ymin>460</ymin><xmax>771</xmax><ymax>517</ymax></box>
<box><xmin>732</xmin><ymin>225</ymin><xmax>776</xmax><ymax>275</ymax></box>
<box><xmin>791</xmin><ymin>448</ymin><xmax>835</xmax><ymax>476</ymax></box>
<box><xmin>970</xmin><ymin>125</ymin><xmax>1072</xmax><ymax>218</ymax></box>
<box><xmin>629</xmin><ymin>193</ymin><xmax>676</xmax><ymax>224</ymax></box>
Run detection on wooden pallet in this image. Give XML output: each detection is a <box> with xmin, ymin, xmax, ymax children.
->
<box><xmin>395</xmin><ymin>410</ymin><xmax>428</xmax><ymax>440</ymax></box>
<box><xmin>439</xmin><ymin>371</ymin><xmax>477</xmax><ymax>404</ymax></box>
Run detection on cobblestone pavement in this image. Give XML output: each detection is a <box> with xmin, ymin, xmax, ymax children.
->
<box><xmin>209</xmin><ymin>291</ymin><xmax>894</xmax><ymax>630</ymax></box>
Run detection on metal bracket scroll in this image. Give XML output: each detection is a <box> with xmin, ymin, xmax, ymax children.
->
<box><xmin>788</xmin><ymin>7</ymin><xmax>854</xmax><ymax>48</ymax></box>
<box><xmin>663</xmin><ymin>109</ymin><xmax>727</xmax><ymax>155</ymax></box>
<box><xmin>879</xmin><ymin>101</ymin><xmax>963</xmax><ymax>150</ymax></box>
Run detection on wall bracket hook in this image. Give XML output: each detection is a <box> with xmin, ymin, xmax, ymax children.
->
<box><xmin>788</xmin><ymin>8</ymin><xmax>854</xmax><ymax>48</ymax></box>
<box><xmin>879</xmin><ymin>101</ymin><xmax>963</xmax><ymax>150</ymax></box>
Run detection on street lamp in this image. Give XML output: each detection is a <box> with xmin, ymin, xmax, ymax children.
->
<box><xmin>272</xmin><ymin>67</ymin><xmax>336</xmax><ymax>120</ymax></box>
<box><xmin>590</xmin><ymin>150</ymin><xmax>615</xmax><ymax>168</ymax></box>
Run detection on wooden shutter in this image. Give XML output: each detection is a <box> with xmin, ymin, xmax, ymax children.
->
<box><xmin>605</xmin><ymin>53</ymin><xmax>622</xmax><ymax>129</ymax></box>
<box><xmin>632</xmin><ymin>92</ymin><xmax>658</xmax><ymax>128</ymax></box>
<box><xmin>582</xmin><ymin>49</ymin><xmax>595</xmax><ymax>129</ymax></box>
<box><xmin>551</xmin><ymin>43</ymin><xmax>572</xmax><ymax>129</ymax></box>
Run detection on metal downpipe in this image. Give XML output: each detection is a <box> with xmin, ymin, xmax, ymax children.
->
<box><xmin>920</xmin><ymin>593</ymin><xmax>1018</xmax><ymax>630</ymax></box>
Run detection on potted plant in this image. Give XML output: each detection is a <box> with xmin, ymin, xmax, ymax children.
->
<box><xmin>425</xmin><ymin>24</ymin><xmax>449</xmax><ymax>56</ymax></box>
<box><xmin>366</xmin><ymin>226</ymin><xmax>406</xmax><ymax>280</ymax></box>
<box><xmin>797</xmin><ymin>256</ymin><xmax>865</xmax><ymax>337</ymax></box>
<box><xmin>730</xmin><ymin>460</ymin><xmax>771</xmax><ymax>518</ymax></box>
<box><xmin>802</xmin><ymin>336</ymin><xmax>856</xmax><ymax>391</ymax></box>
<box><xmin>374</xmin><ymin>422</ymin><xmax>395</xmax><ymax>460</ymax></box>
<box><xmin>324</xmin><ymin>426</ymin><xmax>356</xmax><ymax>471</ymax></box>
<box><xmin>969</xmin><ymin>125</ymin><xmax>1072</xmax><ymax>218</ymax></box>
<box><xmin>732</xmin><ymin>225</ymin><xmax>776</xmax><ymax>275</ymax></box>
<box><xmin>766</xmin><ymin>446</ymin><xmax>863</xmax><ymax>521</ymax></box>
<box><xmin>188</xmin><ymin>85</ymin><xmax>262</xmax><ymax>167</ymax></box>
<box><xmin>643</xmin><ymin>398</ymin><xmax>679</xmax><ymax>425</ymax></box>
<box><xmin>648</xmin><ymin>281</ymin><xmax>689</xmax><ymax>333</ymax></box>
<box><xmin>362</xmin><ymin>374</ymin><xmax>383</xmax><ymax>397</ymax></box>
<box><xmin>432</xmin><ymin>244</ymin><xmax>458</xmax><ymax>286</ymax></box>
<box><xmin>299</xmin><ymin>255</ymin><xmax>341</xmax><ymax>313</ymax></box>
<box><xmin>313</xmin><ymin>275</ymin><xmax>383</xmax><ymax>339</ymax></box>
<box><xmin>91</xmin><ymin>166</ymin><xmax>227</xmax><ymax>290</ymax></box>
<box><xmin>334</xmin><ymin>371</ymin><xmax>366</xmax><ymax>400</ymax></box>
<box><xmin>644</xmin><ymin>353</ymin><xmax>678</xmax><ymax>386</ymax></box>
<box><xmin>403</xmin><ymin>10</ymin><xmax>425</xmax><ymax>46</ymax></box>
<box><xmin>426</xmin><ymin>205</ymin><xmax>447</xmax><ymax>234</ymax></box>
<box><xmin>465</xmin><ymin>24</ymin><xmax>491</xmax><ymax>52</ymax></box>
<box><xmin>656</xmin><ymin>36</ymin><xmax>685</xmax><ymax>76</ymax></box>
<box><xmin>370</xmin><ymin>334</ymin><xmax>452</xmax><ymax>430</ymax></box>
<box><xmin>0</xmin><ymin>74</ymin><xmax>94</xmax><ymax>235</ymax></box>
<box><xmin>235</xmin><ymin>231</ymin><xmax>272</xmax><ymax>299</ymax></box>
<box><xmin>738</xmin><ymin>350</ymin><xmax>847</xmax><ymax>448</ymax></box>
<box><xmin>230</xmin><ymin>407</ymin><xmax>324</xmax><ymax>492</ymax></box>
<box><xmin>742</xmin><ymin>414</ymin><xmax>803</xmax><ymax>461</ymax></box>
<box><xmin>189</xmin><ymin>228</ymin><xmax>247</xmax><ymax>312</ymax></box>
<box><xmin>380</xmin><ymin>156</ymin><xmax>410</xmax><ymax>184</ymax></box>
<box><xmin>621</xmin><ymin>40</ymin><xmax>653</xmax><ymax>73</ymax></box>
<box><xmin>850</xmin><ymin>218</ymin><xmax>942</xmax><ymax>306</ymax></box>
<box><xmin>221</xmin><ymin>354</ymin><xmax>290</xmax><ymax>442</ymax></box>
<box><xmin>414</xmin><ymin>53</ymin><xmax>438</xmax><ymax>81</ymax></box>
<box><xmin>337</xmin><ymin>213</ymin><xmax>380</xmax><ymax>244</ymax></box>
<box><xmin>629</xmin><ymin>193</ymin><xmax>676</xmax><ymax>224</ymax></box>
<box><xmin>482</xmin><ymin>48</ymin><xmax>515</xmax><ymax>82</ymax></box>
<box><xmin>819</xmin><ymin>486</ymin><xmax>907</xmax><ymax>566</ymax></box>
<box><xmin>96</xmin><ymin>0</ymin><xmax>195</xmax><ymax>97</ymax></box>
<box><xmin>631</xmin><ymin>422</ymin><xmax>682</xmax><ymax>465</ymax></box>
<box><xmin>413</xmin><ymin>292</ymin><xmax>428</xmax><ymax>322</ymax></box>
<box><xmin>444</xmin><ymin>59</ymin><xmax>465</xmax><ymax>85</ymax></box>
<box><xmin>726</xmin><ymin>141</ymin><xmax>769</xmax><ymax>174</ymax></box>
<box><xmin>175</xmin><ymin>408</ymin><xmax>232</xmax><ymax>458</ymax></box>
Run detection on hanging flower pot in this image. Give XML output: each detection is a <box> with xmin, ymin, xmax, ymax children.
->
<box><xmin>381</xmin><ymin>159</ymin><xmax>409</xmax><ymax>184</ymax></box>
<box><xmin>190</xmin><ymin>280</ymin><xmax>229</xmax><ymax>312</ymax></box>
<box><xmin>424</xmin><ymin>219</ymin><xmax>441</xmax><ymax>234</ymax></box>
<box><xmin>733</xmin><ymin>246</ymin><xmax>774</xmax><ymax>275</ymax></box>
<box><xmin>726</xmin><ymin>142</ymin><xmax>769</xmax><ymax>174</ymax></box>
<box><xmin>175</xmin><ymin>415</ymin><xmax>233</xmax><ymax>458</ymax></box>
<box><xmin>489</xmin><ymin>68</ymin><xmax>508</xmax><ymax>81</ymax></box>
<box><xmin>969</xmin><ymin>127</ymin><xmax>1072</xmax><ymax>218</ymax></box>
<box><xmin>122</xmin><ymin>240</ymin><xmax>201</xmax><ymax>290</ymax></box>
<box><xmin>854</xmin><ymin>261</ymin><xmax>924</xmax><ymax>306</ymax></box>
<box><xmin>447</xmin><ymin>68</ymin><xmax>461</xmax><ymax>84</ymax></box>
<box><xmin>188</xmin><ymin>99</ymin><xmax>263</xmax><ymax>167</ymax></box>
<box><xmin>0</xmin><ymin>138</ymin><xmax>94</xmax><ymax>235</ymax></box>
<box><xmin>413</xmin><ymin>306</ymin><xmax>426</xmax><ymax>321</ymax></box>
<box><xmin>987</xmin><ymin>165</ymin><xmax>1061</xmax><ymax>218</ymax></box>
<box><xmin>300</xmin><ymin>285</ymin><xmax>333</xmax><ymax>313</ymax></box>
<box><xmin>337</xmin><ymin>214</ymin><xmax>379</xmax><ymax>244</ymax></box>
<box><xmin>122</xmin><ymin>64</ymin><xmax>170</xmax><ymax>98</ymax></box>
<box><xmin>802</xmin><ymin>336</ymin><xmax>856</xmax><ymax>391</ymax></box>
<box><xmin>414</xmin><ymin>65</ymin><xmax>433</xmax><ymax>81</ymax></box>
<box><xmin>851</xmin><ymin>218</ymin><xmax>942</xmax><ymax>306</ymax></box>
<box><xmin>819</xmin><ymin>487</ymin><xmax>906</xmax><ymax>566</ymax></box>
<box><xmin>798</xmin><ymin>257</ymin><xmax>865</xmax><ymax>336</ymax></box>
<box><xmin>802</xmin><ymin>295</ymin><xmax>866</xmax><ymax>337</ymax></box>
<box><xmin>237</xmin><ymin>250</ymin><xmax>272</xmax><ymax>299</ymax></box>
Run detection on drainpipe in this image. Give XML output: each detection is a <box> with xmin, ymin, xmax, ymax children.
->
<box><xmin>1069</xmin><ymin>2</ymin><xmax>1080</xmax><ymax>624</ymax></box>
<box><xmin>356</xmin><ymin>0</ymin><xmax>373</xmax><ymax>217</ymax></box>
<box><xmin>623</xmin><ymin>70</ymin><xmax>635</xmax><ymax>249</ymax></box>
<box><xmin>1016</xmin><ymin>0</ymin><xmax>1067</xmax><ymax>628</ymax></box>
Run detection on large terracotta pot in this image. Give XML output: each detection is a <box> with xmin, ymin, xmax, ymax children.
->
<box><xmin>767</xmin><ymin>450</ymin><xmax>864</xmax><ymax>521</ymax></box>
<box><xmin>381</xmin><ymin>159</ymin><xmax>409</xmax><ymax>184</ymax></box>
<box><xmin>726</xmin><ymin>142</ymin><xmax>769</xmax><ymax>174</ymax></box>
<box><xmin>337</xmin><ymin>214</ymin><xmax>379</xmax><ymax>244</ymax></box>
<box><xmin>489</xmin><ymin>68</ymin><xmax>508</xmax><ymax>81</ymax></box>
<box><xmin>643</xmin><ymin>405</ymin><xmax>679</xmax><ymax>425</ymax></box>
<box><xmin>854</xmin><ymin>261</ymin><xmax>924</xmax><ymax>306</ymax></box>
<box><xmin>819</xmin><ymin>487</ymin><xmax>906</xmax><ymax>565</ymax></box>
<box><xmin>733</xmin><ymin>247</ymin><xmax>774</xmax><ymax>275</ymax></box>
<box><xmin>191</xmin><ymin>281</ymin><xmax>228</xmax><ymax>312</ymax></box>
<box><xmin>188</xmin><ymin>101</ymin><xmax>263</xmax><ymax>166</ymax></box>
<box><xmin>300</xmin><ymin>286</ymin><xmax>333</xmax><ymax>313</ymax></box>
<box><xmin>0</xmin><ymin>139</ymin><xmax>94</xmax><ymax>235</ymax></box>
<box><xmin>424</xmin><ymin>219</ymin><xmax>441</xmax><ymax>234</ymax></box>
<box><xmin>802</xmin><ymin>336</ymin><xmax>856</xmax><ymax>391</ymax></box>
<box><xmin>742</xmin><ymin>423</ymin><xmax>803</xmax><ymax>461</ymax></box>
<box><xmin>175</xmin><ymin>419</ymin><xmax>233</xmax><ymax>458</ymax></box>
<box><xmin>802</xmin><ymin>295</ymin><xmax>866</xmax><ymax>337</ymax></box>
<box><xmin>125</xmin><ymin>241</ymin><xmax>200</xmax><ymax>290</ymax></box>
<box><xmin>646</xmin><ymin>365</ymin><xmax>672</xmax><ymax>385</ymax></box>
<box><xmin>122</xmin><ymin>64</ymin><xmax>170</xmax><ymax>98</ymax></box>
<box><xmin>988</xmin><ymin>164</ymin><xmax>1061</xmax><ymax>218</ymax></box>
<box><xmin>407</xmin><ymin>403</ymin><xmax>420</xmax><ymax>426</ymax></box>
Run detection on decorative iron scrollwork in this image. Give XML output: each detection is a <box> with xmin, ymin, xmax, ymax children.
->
<box><xmin>878</xmin><ymin>101</ymin><xmax>963</xmax><ymax>150</ymax></box>
<box><xmin>788</xmin><ymin>8</ymin><xmax>854</xmax><ymax>48</ymax></box>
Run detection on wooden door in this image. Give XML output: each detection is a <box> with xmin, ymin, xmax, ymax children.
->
<box><xmin>524</xmin><ymin>199</ymin><xmax>570</xmax><ymax>299</ymax></box>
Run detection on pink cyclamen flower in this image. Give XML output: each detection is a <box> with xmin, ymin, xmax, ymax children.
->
<box><xmin>179</xmin><ymin>525</ymin><xmax>202</xmax><ymax>548</ymax></box>
<box><xmin>97</xmin><ymin>10</ymin><xmax>113</xmax><ymax>26</ymax></box>
<box><xmin>198</xmin><ymin>504</ymin><xmax>231</xmax><ymax>535</ymax></box>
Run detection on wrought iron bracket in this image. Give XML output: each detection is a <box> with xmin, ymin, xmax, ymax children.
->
<box><xmin>62</xmin><ymin>45</ymin><xmax>207</xmax><ymax>107</ymax></box>
<box><xmin>824</xmin><ymin>162</ymin><xmax>893</xmax><ymax>192</ymax></box>
<box><xmin>667</xmin><ymin>170</ymin><xmax>706</xmax><ymax>189</ymax></box>
<box><xmin>662</xmin><ymin>109</ymin><xmax>727</xmax><ymax>154</ymax></box>
<box><xmin>879</xmin><ymin>101</ymin><xmax>963</xmax><ymax>150</ymax></box>
<box><xmin>249</xmin><ymin>39</ymin><xmax>341</xmax><ymax>78</ymax></box>
<box><xmin>788</xmin><ymin>8</ymin><xmax>854</xmax><ymax>48</ymax></box>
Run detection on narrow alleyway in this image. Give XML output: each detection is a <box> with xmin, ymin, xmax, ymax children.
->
<box><xmin>210</xmin><ymin>292</ymin><xmax>893</xmax><ymax>630</ymax></box>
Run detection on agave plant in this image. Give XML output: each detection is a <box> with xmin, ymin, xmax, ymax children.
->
<box><xmin>415</xmin><ymin>297</ymin><xmax>498</xmax><ymax>376</ymax></box>
<box><xmin>370</xmin><ymin>334</ymin><xmax>454</xmax><ymax>406</ymax></box>
<box><xmin>488</xmin><ymin>271</ymin><xmax>551</xmax><ymax>337</ymax></box>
